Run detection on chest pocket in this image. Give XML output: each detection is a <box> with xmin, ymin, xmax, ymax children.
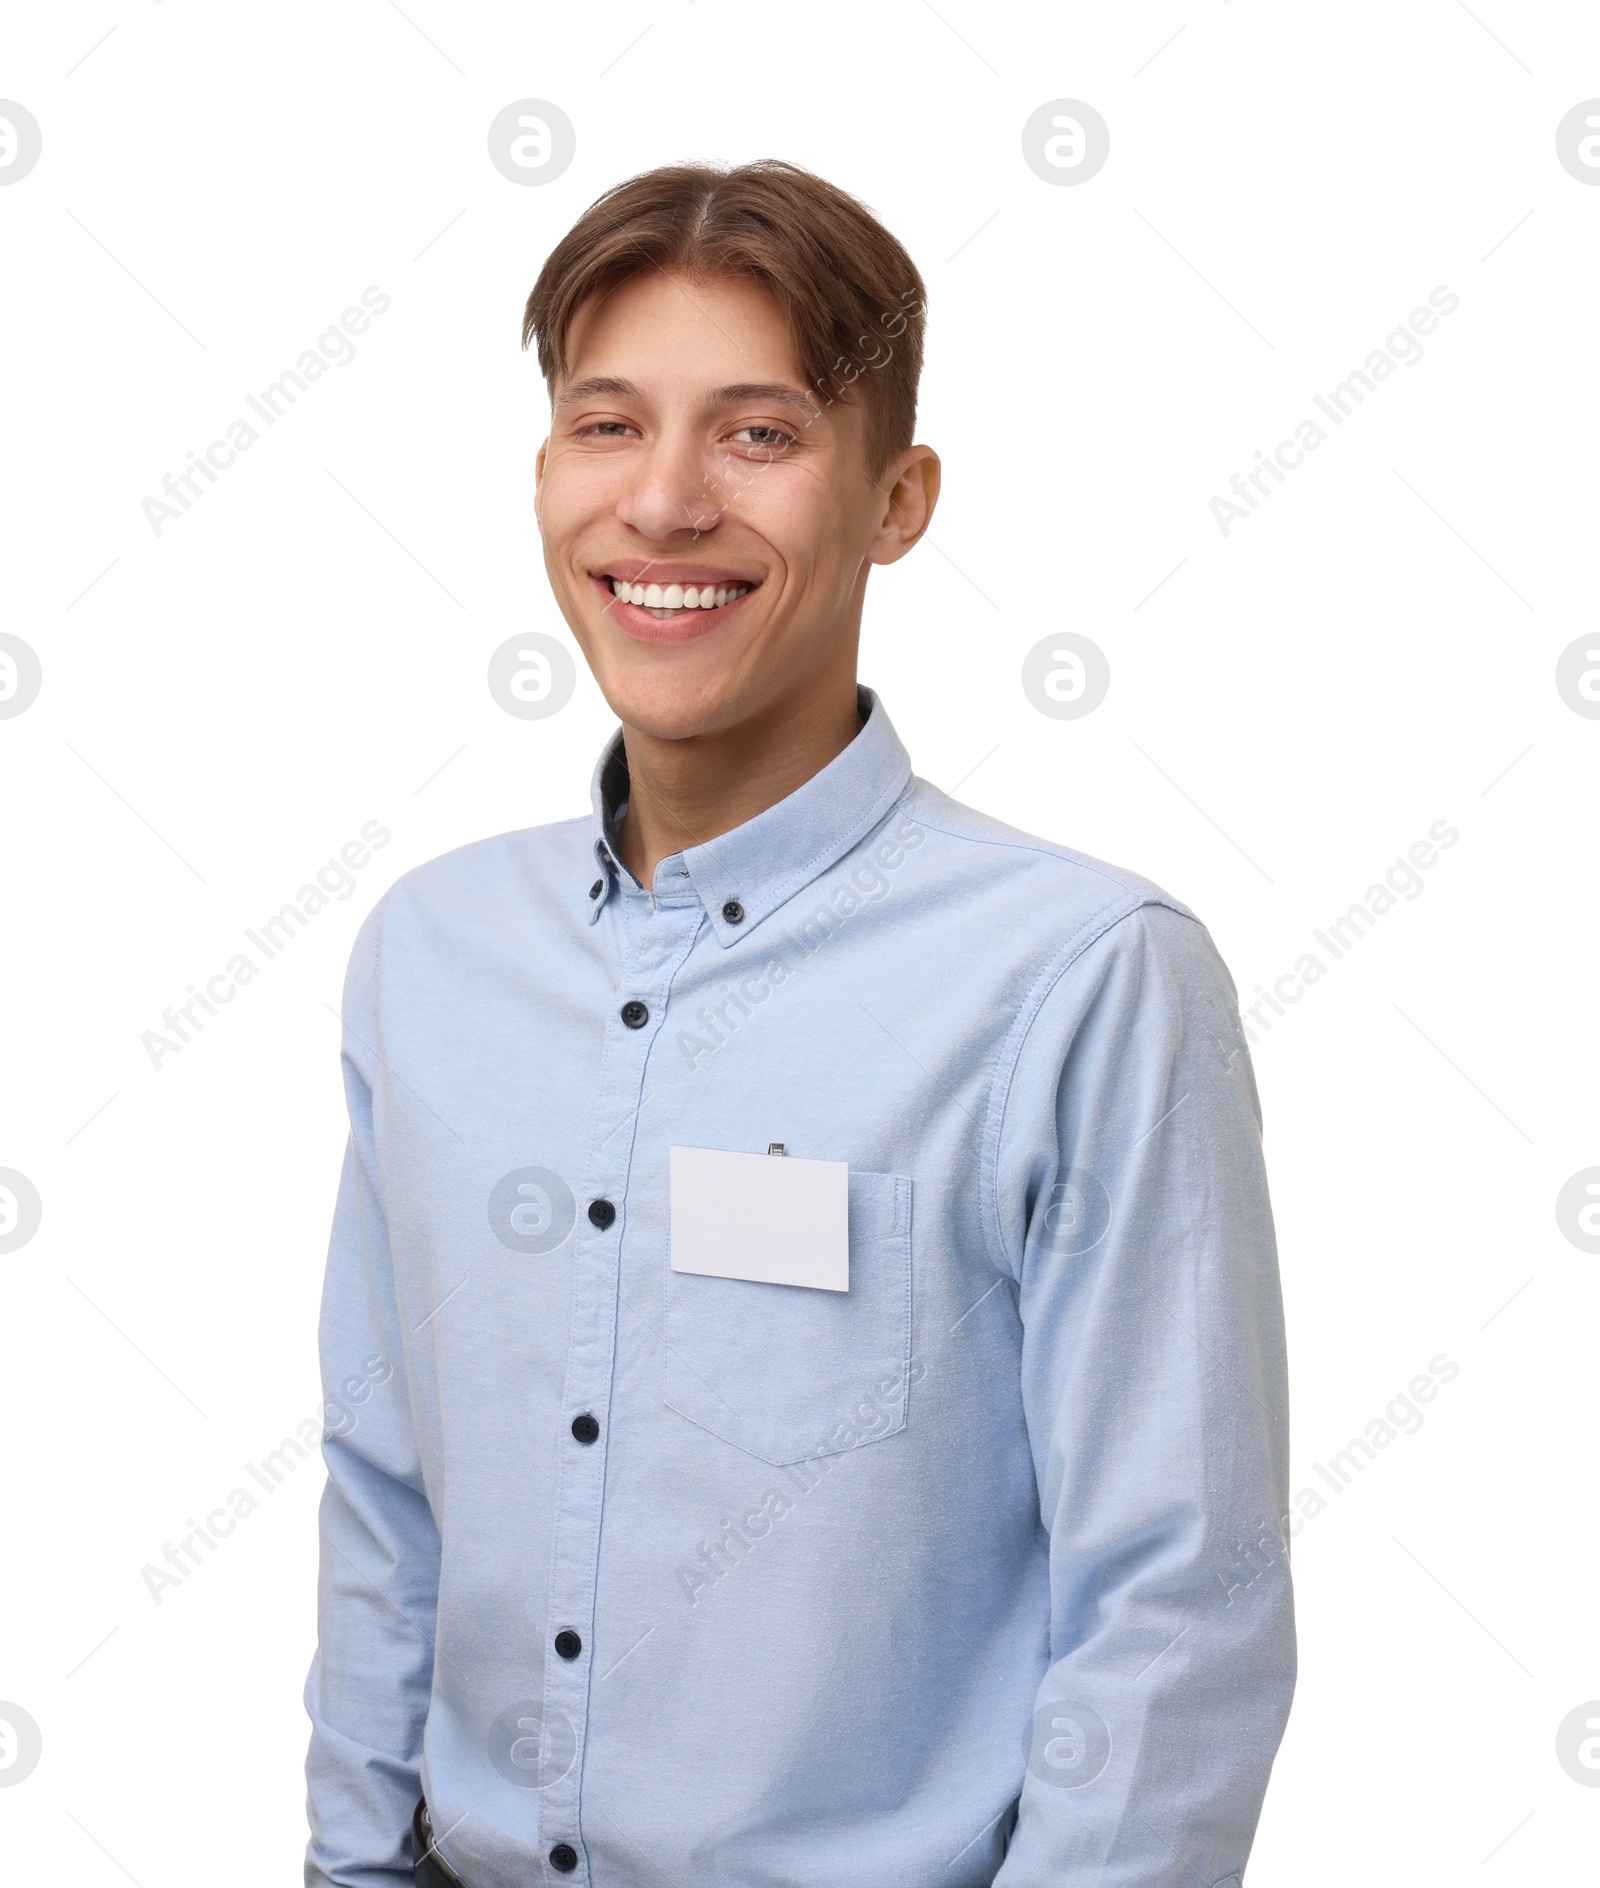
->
<box><xmin>663</xmin><ymin>1169</ymin><xmax>912</xmax><ymax>1467</ymax></box>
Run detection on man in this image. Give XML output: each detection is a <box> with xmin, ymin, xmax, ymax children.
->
<box><xmin>304</xmin><ymin>160</ymin><xmax>1294</xmax><ymax>1888</ymax></box>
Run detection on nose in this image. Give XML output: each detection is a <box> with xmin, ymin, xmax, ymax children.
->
<box><xmin>615</xmin><ymin>429</ymin><xmax>725</xmax><ymax>541</ymax></box>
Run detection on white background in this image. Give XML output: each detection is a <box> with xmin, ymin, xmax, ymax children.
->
<box><xmin>2</xmin><ymin>2</ymin><xmax>1597</xmax><ymax>1881</ymax></box>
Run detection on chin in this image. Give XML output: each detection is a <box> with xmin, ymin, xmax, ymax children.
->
<box><xmin>601</xmin><ymin>688</ymin><xmax>735</xmax><ymax>743</ymax></box>
<box><xmin>593</xmin><ymin>656</ymin><xmax>768</xmax><ymax>741</ymax></box>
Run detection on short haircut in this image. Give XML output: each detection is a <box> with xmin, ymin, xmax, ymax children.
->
<box><xmin>523</xmin><ymin>160</ymin><xmax>926</xmax><ymax>478</ymax></box>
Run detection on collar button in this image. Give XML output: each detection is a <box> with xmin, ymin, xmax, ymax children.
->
<box><xmin>588</xmin><ymin>878</ymin><xmax>603</xmax><ymax>900</ymax></box>
<box><xmin>721</xmin><ymin>899</ymin><xmax>745</xmax><ymax>924</ymax></box>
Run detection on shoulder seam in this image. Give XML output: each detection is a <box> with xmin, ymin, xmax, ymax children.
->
<box><xmin>898</xmin><ymin>801</ymin><xmax>1186</xmax><ymax>911</ymax></box>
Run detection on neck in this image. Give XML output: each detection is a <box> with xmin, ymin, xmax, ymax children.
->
<box><xmin>613</xmin><ymin>680</ymin><xmax>864</xmax><ymax>887</ymax></box>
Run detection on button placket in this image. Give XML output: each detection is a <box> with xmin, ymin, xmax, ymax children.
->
<box><xmin>535</xmin><ymin>894</ymin><xmax>703</xmax><ymax>1881</ymax></box>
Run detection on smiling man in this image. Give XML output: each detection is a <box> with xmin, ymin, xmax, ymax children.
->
<box><xmin>304</xmin><ymin>161</ymin><xmax>1294</xmax><ymax>1888</ymax></box>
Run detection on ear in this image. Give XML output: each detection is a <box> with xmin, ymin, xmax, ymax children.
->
<box><xmin>534</xmin><ymin>438</ymin><xmax>549</xmax><ymax>522</ymax></box>
<box><xmin>866</xmin><ymin>446</ymin><xmax>941</xmax><ymax>566</ymax></box>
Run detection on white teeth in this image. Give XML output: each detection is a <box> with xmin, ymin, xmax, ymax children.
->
<box><xmin>612</xmin><ymin>579</ymin><xmax>751</xmax><ymax>614</ymax></box>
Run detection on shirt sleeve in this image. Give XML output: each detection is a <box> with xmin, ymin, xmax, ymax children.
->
<box><xmin>304</xmin><ymin>910</ymin><xmax>440</xmax><ymax>1888</ymax></box>
<box><xmin>990</xmin><ymin>899</ymin><xmax>1295</xmax><ymax>1888</ymax></box>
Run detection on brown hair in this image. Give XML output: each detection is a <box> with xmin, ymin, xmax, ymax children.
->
<box><xmin>522</xmin><ymin>160</ymin><xmax>926</xmax><ymax>478</ymax></box>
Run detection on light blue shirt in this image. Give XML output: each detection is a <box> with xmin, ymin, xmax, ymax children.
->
<box><xmin>304</xmin><ymin>690</ymin><xmax>1294</xmax><ymax>1888</ymax></box>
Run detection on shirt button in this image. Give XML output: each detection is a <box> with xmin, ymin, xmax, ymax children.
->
<box><xmin>587</xmin><ymin>1198</ymin><xmax>616</xmax><ymax>1230</ymax></box>
<box><xmin>570</xmin><ymin>1413</ymin><xmax>599</xmax><ymax>1444</ymax></box>
<box><xmin>620</xmin><ymin>999</ymin><xmax>649</xmax><ymax>1028</ymax></box>
<box><xmin>588</xmin><ymin>878</ymin><xmax>603</xmax><ymax>900</ymax></box>
<box><xmin>549</xmin><ymin>1843</ymin><xmax>578</xmax><ymax>1872</ymax></box>
<box><xmin>554</xmin><ymin>1629</ymin><xmax>582</xmax><ymax>1660</ymax></box>
<box><xmin>722</xmin><ymin>899</ymin><xmax>745</xmax><ymax>924</ymax></box>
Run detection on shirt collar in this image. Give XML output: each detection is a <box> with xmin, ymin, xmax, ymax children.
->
<box><xmin>586</xmin><ymin>687</ymin><xmax>913</xmax><ymax>943</ymax></box>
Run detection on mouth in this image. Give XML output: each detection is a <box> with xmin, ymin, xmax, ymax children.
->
<box><xmin>596</xmin><ymin>572</ymin><xmax>759</xmax><ymax>622</ymax></box>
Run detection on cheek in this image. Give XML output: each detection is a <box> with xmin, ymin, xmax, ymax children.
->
<box><xmin>535</xmin><ymin>469</ymin><xmax>607</xmax><ymax>556</ymax></box>
<box><xmin>734</xmin><ymin>471</ymin><xmax>850</xmax><ymax>578</ymax></box>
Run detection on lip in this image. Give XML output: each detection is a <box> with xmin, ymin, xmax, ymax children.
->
<box><xmin>588</xmin><ymin>569</ymin><xmax>760</xmax><ymax>645</ymax></box>
<box><xmin>595</xmin><ymin>560</ymin><xmax>763</xmax><ymax>587</ymax></box>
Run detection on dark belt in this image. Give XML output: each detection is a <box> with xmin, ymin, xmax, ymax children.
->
<box><xmin>412</xmin><ymin>1797</ymin><xmax>468</xmax><ymax>1887</ymax></box>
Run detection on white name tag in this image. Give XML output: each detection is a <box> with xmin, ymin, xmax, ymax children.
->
<box><xmin>670</xmin><ymin>1145</ymin><xmax>849</xmax><ymax>1292</ymax></box>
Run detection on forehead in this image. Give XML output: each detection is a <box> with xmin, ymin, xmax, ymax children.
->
<box><xmin>562</xmin><ymin>270</ymin><xmax>803</xmax><ymax>391</ymax></box>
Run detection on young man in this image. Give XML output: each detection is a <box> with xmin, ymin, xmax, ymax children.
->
<box><xmin>304</xmin><ymin>161</ymin><xmax>1294</xmax><ymax>1888</ymax></box>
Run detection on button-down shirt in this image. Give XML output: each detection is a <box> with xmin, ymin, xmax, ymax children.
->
<box><xmin>304</xmin><ymin>690</ymin><xmax>1293</xmax><ymax>1888</ymax></box>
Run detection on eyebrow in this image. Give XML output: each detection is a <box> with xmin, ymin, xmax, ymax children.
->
<box><xmin>553</xmin><ymin>376</ymin><xmax>823</xmax><ymax>418</ymax></box>
<box><xmin>708</xmin><ymin>382</ymin><xmax>822</xmax><ymax>417</ymax></box>
<box><xmin>552</xmin><ymin>376</ymin><xmax>641</xmax><ymax>410</ymax></box>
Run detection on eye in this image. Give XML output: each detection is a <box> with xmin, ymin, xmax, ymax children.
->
<box><xmin>576</xmin><ymin>419</ymin><xmax>635</xmax><ymax>438</ymax></box>
<box><xmin>728</xmin><ymin>424</ymin><xmax>794</xmax><ymax>452</ymax></box>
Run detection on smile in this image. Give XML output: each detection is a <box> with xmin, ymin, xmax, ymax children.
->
<box><xmin>606</xmin><ymin>577</ymin><xmax>755</xmax><ymax>620</ymax></box>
